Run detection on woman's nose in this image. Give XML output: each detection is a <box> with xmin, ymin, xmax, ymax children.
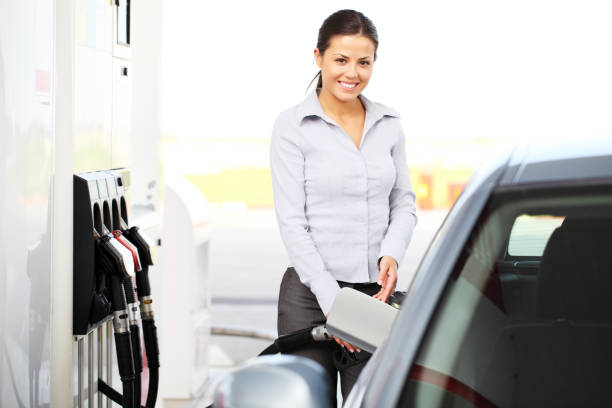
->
<box><xmin>345</xmin><ymin>63</ymin><xmax>358</xmax><ymax>79</ymax></box>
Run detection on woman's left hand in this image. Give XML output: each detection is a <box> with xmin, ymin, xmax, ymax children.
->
<box><xmin>374</xmin><ymin>256</ymin><xmax>398</xmax><ymax>303</ymax></box>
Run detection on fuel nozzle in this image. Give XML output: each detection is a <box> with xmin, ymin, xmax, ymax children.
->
<box><xmin>387</xmin><ymin>291</ymin><xmax>407</xmax><ymax>310</ymax></box>
<box><xmin>94</xmin><ymin>230</ymin><xmax>136</xmax><ymax>408</ymax></box>
<box><xmin>121</xmin><ymin>221</ymin><xmax>153</xmax><ymax>267</ymax></box>
<box><xmin>113</xmin><ymin>229</ymin><xmax>142</xmax><ymax>273</ymax></box>
<box><xmin>121</xmin><ymin>224</ymin><xmax>154</xmax><ymax>315</ymax></box>
<box><xmin>97</xmin><ymin>227</ymin><xmax>134</xmax><ymax>279</ymax></box>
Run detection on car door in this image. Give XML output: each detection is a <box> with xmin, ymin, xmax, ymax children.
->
<box><xmin>393</xmin><ymin>182</ymin><xmax>612</xmax><ymax>407</ymax></box>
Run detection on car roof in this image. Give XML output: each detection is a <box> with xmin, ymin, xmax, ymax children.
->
<box><xmin>498</xmin><ymin>136</ymin><xmax>612</xmax><ymax>186</ymax></box>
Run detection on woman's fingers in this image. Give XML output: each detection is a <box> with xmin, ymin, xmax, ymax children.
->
<box><xmin>377</xmin><ymin>262</ymin><xmax>388</xmax><ymax>286</ymax></box>
<box><xmin>373</xmin><ymin>288</ymin><xmax>385</xmax><ymax>301</ymax></box>
<box><xmin>378</xmin><ymin>272</ymin><xmax>397</xmax><ymax>302</ymax></box>
<box><xmin>375</xmin><ymin>257</ymin><xmax>398</xmax><ymax>303</ymax></box>
<box><xmin>333</xmin><ymin>336</ymin><xmax>361</xmax><ymax>353</ymax></box>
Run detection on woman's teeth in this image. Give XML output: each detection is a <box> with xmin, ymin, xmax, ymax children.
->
<box><xmin>340</xmin><ymin>82</ymin><xmax>357</xmax><ymax>89</ymax></box>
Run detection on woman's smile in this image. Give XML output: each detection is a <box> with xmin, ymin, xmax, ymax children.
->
<box><xmin>339</xmin><ymin>81</ymin><xmax>359</xmax><ymax>91</ymax></box>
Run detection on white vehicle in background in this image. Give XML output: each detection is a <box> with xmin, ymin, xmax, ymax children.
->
<box><xmin>215</xmin><ymin>137</ymin><xmax>612</xmax><ymax>407</ymax></box>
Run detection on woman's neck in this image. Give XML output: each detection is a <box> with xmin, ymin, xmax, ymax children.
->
<box><xmin>317</xmin><ymin>87</ymin><xmax>364</xmax><ymax>120</ymax></box>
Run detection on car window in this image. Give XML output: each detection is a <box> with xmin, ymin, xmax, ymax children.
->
<box><xmin>506</xmin><ymin>215</ymin><xmax>564</xmax><ymax>257</ymax></box>
<box><xmin>397</xmin><ymin>189</ymin><xmax>612</xmax><ymax>408</ymax></box>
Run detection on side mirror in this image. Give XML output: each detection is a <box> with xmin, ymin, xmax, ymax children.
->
<box><xmin>213</xmin><ymin>355</ymin><xmax>333</xmax><ymax>408</ymax></box>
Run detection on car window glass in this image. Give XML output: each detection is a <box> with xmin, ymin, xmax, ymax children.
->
<box><xmin>397</xmin><ymin>190</ymin><xmax>612</xmax><ymax>408</ymax></box>
<box><xmin>507</xmin><ymin>215</ymin><xmax>564</xmax><ymax>257</ymax></box>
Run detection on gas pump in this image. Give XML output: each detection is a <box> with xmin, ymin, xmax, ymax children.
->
<box><xmin>74</xmin><ymin>170</ymin><xmax>160</xmax><ymax>408</ymax></box>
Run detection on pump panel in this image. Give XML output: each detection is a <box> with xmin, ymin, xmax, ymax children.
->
<box><xmin>73</xmin><ymin>169</ymin><xmax>130</xmax><ymax>335</ymax></box>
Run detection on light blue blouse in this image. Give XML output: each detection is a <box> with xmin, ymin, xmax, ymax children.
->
<box><xmin>270</xmin><ymin>90</ymin><xmax>417</xmax><ymax>315</ymax></box>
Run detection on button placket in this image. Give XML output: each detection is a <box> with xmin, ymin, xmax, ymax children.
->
<box><xmin>361</xmin><ymin>151</ymin><xmax>370</xmax><ymax>279</ymax></box>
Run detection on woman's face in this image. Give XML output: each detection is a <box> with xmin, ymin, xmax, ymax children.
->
<box><xmin>315</xmin><ymin>34</ymin><xmax>376</xmax><ymax>103</ymax></box>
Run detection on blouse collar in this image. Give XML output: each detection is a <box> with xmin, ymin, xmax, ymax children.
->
<box><xmin>296</xmin><ymin>88</ymin><xmax>400</xmax><ymax>127</ymax></box>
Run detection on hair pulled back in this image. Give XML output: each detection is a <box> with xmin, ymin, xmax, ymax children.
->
<box><xmin>309</xmin><ymin>9</ymin><xmax>378</xmax><ymax>91</ymax></box>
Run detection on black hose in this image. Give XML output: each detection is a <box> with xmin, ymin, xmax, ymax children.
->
<box><xmin>136</xmin><ymin>265</ymin><xmax>152</xmax><ymax>298</ymax></box>
<box><xmin>131</xmin><ymin>327</ymin><xmax>142</xmax><ymax>407</ymax></box>
<box><xmin>257</xmin><ymin>326</ymin><xmax>329</xmax><ymax>356</ymax></box>
<box><xmin>123</xmin><ymin>277</ymin><xmax>143</xmax><ymax>408</ymax></box>
<box><xmin>274</xmin><ymin>327</ymin><xmax>317</xmax><ymax>353</ymax></box>
<box><xmin>98</xmin><ymin>379</ymin><xmax>145</xmax><ymax>408</ymax></box>
<box><xmin>114</xmin><ymin>331</ymin><xmax>136</xmax><ymax>408</ymax></box>
<box><xmin>134</xmin><ymin>375</ymin><xmax>141</xmax><ymax>408</ymax></box>
<box><xmin>142</xmin><ymin>319</ymin><xmax>160</xmax><ymax>408</ymax></box>
<box><xmin>108</xmin><ymin>273</ymin><xmax>136</xmax><ymax>408</ymax></box>
<box><xmin>258</xmin><ymin>343</ymin><xmax>280</xmax><ymax>356</ymax></box>
<box><xmin>98</xmin><ymin>378</ymin><xmax>124</xmax><ymax>406</ymax></box>
<box><xmin>122</xmin><ymin>276</ymin><xmax>137</xmax><ymax>307</ymax></box>
<box><xmin>146</xmin><ymin>366</ymin><xmax>159</xmax><ymax>408</ymax></box>
<box><xmin>122</xmin><ymin>378</ymin><xmax>135</xmax><ymax>408</ymax></box>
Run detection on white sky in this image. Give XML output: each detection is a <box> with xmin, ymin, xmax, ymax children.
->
<box><xmin>161</xmin><ymin>0</ymin><xmax>612</xmax><ymax>143</ymax></box>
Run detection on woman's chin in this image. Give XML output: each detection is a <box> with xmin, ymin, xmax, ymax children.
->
<box><xmin>331</xmin><ymin>89</ymin><xmax>361</xmax><ymax>103</ymax></box>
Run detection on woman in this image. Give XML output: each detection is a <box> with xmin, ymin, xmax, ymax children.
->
<box><xmin>270</xmin><ymin>9</ymin><xmax>417</xmax><ymax>401</ymax></box>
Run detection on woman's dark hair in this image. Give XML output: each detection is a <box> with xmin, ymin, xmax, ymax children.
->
<box><xmin>308</xmin><ymin>9</ymin><xmax>378</xmax><ymax>92</ymax></box>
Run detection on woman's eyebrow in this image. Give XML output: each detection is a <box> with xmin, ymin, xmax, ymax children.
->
<box><xmin>332</xmin><ymin>53</ymin><xmax>373</xmax><ymax>60</ymax></box>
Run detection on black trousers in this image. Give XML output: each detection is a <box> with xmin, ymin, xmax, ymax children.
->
<box><xmin>277</xmin><ymin>267</ymin><xmax>380</xmax><ymax>404</ymax></box>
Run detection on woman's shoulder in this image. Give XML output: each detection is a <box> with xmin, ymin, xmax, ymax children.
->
<box><xmin>270</xmin><ymin>103</ymin><xmax>305</xmax><ymax>144</ymax></box>
<box><xmin>274</xmin><ymin>104</ymin><xmax>301</xmax><ymax>124</ymax></box>
<box><xmin>272</xmin><ymin>92</ymin><xmax>319</xmax><ymax>134</ymax></box>
<box><xmin>272</xmin><ymin>106</ymin><xmax>300</xmax><ymax>132</ymax></box>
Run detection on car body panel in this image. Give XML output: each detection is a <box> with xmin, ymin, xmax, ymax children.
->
<box><xmin>499</xmin><ymin>137</ymin><xmax>612</xmax><ymax>186</ymax></box>
<box><xmin>350</xmin><ymin>138</ymin><xmax>612</xmax><ymax>407</ymax></box>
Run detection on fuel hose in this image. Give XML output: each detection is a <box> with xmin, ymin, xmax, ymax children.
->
<box><xmin>123</xmin><ymin>225</ymin><xmax>159</xmax><ymax>408</ymax></box>
<box><xmin>123</xmin><ymin>277</ymin><xmax>143</xmax><ymax>407</ymax></box>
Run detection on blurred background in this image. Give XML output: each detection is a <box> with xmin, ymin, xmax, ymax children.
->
<box><xmin>157</xmin><ymin>0</ymin><xmax>612</xmax><ymax>370</ymax></box>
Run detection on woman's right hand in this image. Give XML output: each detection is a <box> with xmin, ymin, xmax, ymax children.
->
<box><xmin>333</xmin><ymin>336</ymin><xmax>361</xmax><ymax>353</ymax></box>
<box><xmin>326</xmin><ymin>314</ymin><xmax>361</xmax><ymax>353</ymax></box>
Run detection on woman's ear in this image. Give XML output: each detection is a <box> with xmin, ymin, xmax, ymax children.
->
<box><xmin>314</xmin><ymin>48</ymin><xmax>322</xmax><ymax>69</ymax></box>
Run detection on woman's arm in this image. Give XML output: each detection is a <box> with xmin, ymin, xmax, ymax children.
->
<box><xmin>270</xmin><ymin>113</ymin><xmax>341</xmax><ymax>316</ymax></box>
<box><xmin>376</xmin><ymin>123</ymin><xmax>418</xmax><ymax>299</ymax></box>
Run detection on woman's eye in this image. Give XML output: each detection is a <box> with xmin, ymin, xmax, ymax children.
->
<box><xmin>360</xmin><ymin>60</ymin><xmax>371</xmax><ymax>66</ymax></box>
<box><xmin>335</xmin><ymin>58</ymin><xmax>346</xmax><ymax>63</ymax></box>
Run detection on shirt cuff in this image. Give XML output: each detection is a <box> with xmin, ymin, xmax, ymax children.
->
<box><xmin>378</xmin><ymin>242</ymin><xmax>405</xmax><ymax>269</ymax></box>
<box><xmin>308</xmin><ymin>272</ymin><xmax>341</xmax><ymax>316</ymax></box>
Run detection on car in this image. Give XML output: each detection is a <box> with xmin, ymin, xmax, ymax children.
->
<box><xmin>214</xmin><ymin>137</ymin><xmax>612</xmax><ymax>407</ymax></box>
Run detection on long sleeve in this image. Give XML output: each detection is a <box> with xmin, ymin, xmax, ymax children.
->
<box><xmin>270</xmin><ymin>114</ymin><xmax>340</xmax><ymax>316</ymax></box>
<box><xmin>378</xmin><ymin>125</ymin><xmax>418</xmax><ymax>266</ymax></box>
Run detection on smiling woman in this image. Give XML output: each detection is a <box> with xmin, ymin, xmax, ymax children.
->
<box><xmin>270</xmin><ymin>9</ymin><xmax>418</xmax><ymax>404</ymax></box>
<box><xmin>311</xmin><ymin>10</ymin><xmax>377</xmax><ymax>100</ymax></box>
<box><xmin>314</xmin><ymin>34</ymin><xmax>376</xmax><ymax>150</ymax></box>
